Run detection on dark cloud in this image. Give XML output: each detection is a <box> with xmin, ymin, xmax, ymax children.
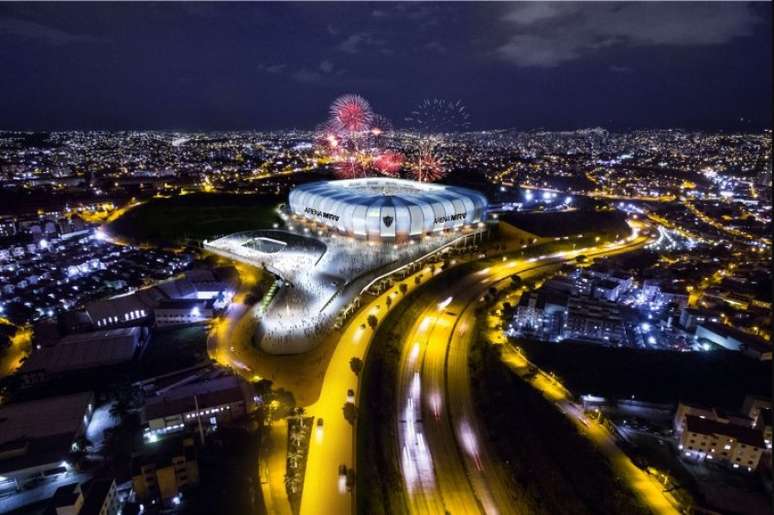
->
<box><xmin>337</xmin><ymin>31</ymin><xmax>386</xmax><ymax>54</ymax></box>
<box><xmin>258</xmin><ymin>63</ymin><xmax>287</xmax><ymax>74</ymax></box>
<box><xmin>0</xmin><ymin>16</ymin><xmax>102</xmax><ymax>45</ymax></box>
<box><xmin>497</xmin><ymin>3</ymin><xmax>763</xmax><ymax>67</ymax></box>
<box><xmin>424</xmin><ymin>41</ymin><xmax>447</xmax><ymax>54</ymax></box>
<box><xmin>0</xmin><ymin>2</ymin><xmax>769</xmax><ymax>131</ymax></box>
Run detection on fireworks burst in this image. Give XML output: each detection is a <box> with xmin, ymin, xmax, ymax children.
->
<box><xmin>409</xmin><ymin>141</ymin><xmax>445</xmax><ymax>182</ymax></box>
<box><xmin>405</xmin><ymin>98</ymin><xmax>471</xmax><ymax>134</ymax></box>
<box><xmin>317</xmin><ymin>94</ymin><xmax>402</xmax><ymax>179</ymax></box>
<box><xmin>373</xmin><ymin>150</ymin><xmax>404</xmax><ymax>176</ymax></box>
<box><xmin>330</xmin><ymin>94</ymin><xmax>374</xmax><ymax>133</ymax></box>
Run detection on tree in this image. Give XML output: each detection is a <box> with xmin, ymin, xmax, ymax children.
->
<box><xmin>289</xmin><ymin>431</ymin><xmax>305</xmax><ymax>449</ymax></box>
<box><xmin>385</xmin><ymin>296</ymin><xmax>392</xmax><ymax>308</ymax></box>
<box><xmin>510</xmin><ymin>275</ymin><xmax>522</xmax><ymax>288</ymax></box>
<box><xmin>350</xmin><ymin>357</ymin><xmax>363</xmax><ymax>376</ymax></box>
<box><xmin>109</xmin><ymin>399</ymin><xmax>130</xmax><ymax>422</ymax></box>
<box><xmin>367</xmin><ymin>314</ymin><xmax>378</xmax><ymax>329</ymax></box>
<box><xmin>399</xmin><ymin>283</ymin><xmax>408</xmax><ymax>295</ymax></box>
<box><xmin>284</xmin><ymin>473</ymin><xmax>300</xmax><ymax>495</ymax></box>
<box><xmin>343</xmin><ymin>402</ymin><xmax>357</xmax><ymax>425</ymax></box>
<box><xmin>254</xmin><ymin>379</ymin><xmax>274</xmax><ymax>398</ymax></box>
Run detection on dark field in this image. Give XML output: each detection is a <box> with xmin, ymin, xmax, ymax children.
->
<box><xmin>518</xmin><ymin>339</ymin><xmax>771</xmax><ymax>409</ymax></box>
<box><xmin>501</xmin><ymin>209</ymin><xmax>630</xmax><ymax>238</ymax></box>
<box><xmin>107</xmin><ymin>192</ymin><xmax>281</xmax><ymax>245</ymax></box>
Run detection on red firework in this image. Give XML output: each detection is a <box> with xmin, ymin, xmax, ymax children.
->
<box><xmin>330</xmin><ymin>94</ymin><xmax>373</xmax><ymax>133</ymax></box>
<box><xmin>333</xmin><ymin>151</ymin><xmax>371</xmax><ymax>179</ymax></box>
<box><xmin>373</xmin><ymin>150</ymin><xmax>404</xmax><ymax>176</ymax></box>
<box><xmin>411</xmin><ymin>142</ymin><xmax>445</xmax><ymax>182</ymax></box>
<box><xmin>334</xmin><ymin>160</ymin><xmax>362</xmax><ymax>179</ymax></box>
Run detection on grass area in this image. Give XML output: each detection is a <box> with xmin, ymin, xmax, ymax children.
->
<box><xmin>140</xmin><ymin>325</ymin><xmax>208</xmax><ymax>378</ymax></box>
<box><xmin>470</xmin><ymin>338</ymin><xmax>651</xmax><ymax>515</ymax></box>
<box><xmin>517</xmin><ymin>339</ymin><xmax>771</xmax><ymax>408</ymax></box>
<box><xmin>286</xmin><ymin>417</ymin><xmax>313</xmax><ymax>515</ymax></box>
<box><xmin>107</xmin><ymin>192</ymin><xmax>281</xmax><ymax>245</ymax></box>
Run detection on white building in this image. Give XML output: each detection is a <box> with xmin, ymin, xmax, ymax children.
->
<box><xmin>678</xmin><ymin>415</ymin><xmax>765</xmax><ymax>471</ymax></box>
<box><xmin>154</xmin><ymin>299</ymin><xmax>214</xmax><ymax>327</ymax></box>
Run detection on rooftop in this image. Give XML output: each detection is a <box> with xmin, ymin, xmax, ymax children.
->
<box><xmin>685</xmin><ymin>415</ymin><xmax>766</xmax><ymax>448</ymax></box>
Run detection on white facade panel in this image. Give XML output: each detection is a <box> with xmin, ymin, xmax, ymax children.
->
<box><xmin>288</xmin><ymin>178</ymin><xmax>488</xmax><ymax>241</ymax></box>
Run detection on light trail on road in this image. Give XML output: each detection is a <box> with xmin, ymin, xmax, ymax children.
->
<box><xmin>391</xmin><ymin>225</ymin><xmax>657</xmax><ymax>515</ymax></box>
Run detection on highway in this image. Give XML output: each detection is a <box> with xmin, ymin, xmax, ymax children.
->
<box><xmin>209</xmin><ymin>222</ymin><xmax>658</xmax><ymax>515</ymax></box>
<box><xmin>394</xmin><ymin>226</ymin><xmax>655</xmax><ymax>514</ymax></box>
<box><xmin>299</xmin><ymin>266</ymin><xmax>440</xmax><ymax>515</ymax></box>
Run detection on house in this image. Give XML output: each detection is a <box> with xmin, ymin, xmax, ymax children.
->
<box><xmin>131</xmin><ymin>436</ymin><xmax>198</xmax><ymax>506</ymax></box>
<box><xmin>679</xmin><ymin>415</ymin><xmax>765</xmax><ymax>471</ymax></box>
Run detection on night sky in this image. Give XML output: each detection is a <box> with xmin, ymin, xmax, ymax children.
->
<box><xmin>0</xmin><ymin>2</ymin><xmax>771</xmax><ymax>131</ymax></box>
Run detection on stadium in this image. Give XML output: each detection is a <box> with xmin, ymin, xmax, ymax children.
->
<box><xmin>288</xmin><ymin>177</ymin><xmax>488</xmax><ymax>242</ymax></box>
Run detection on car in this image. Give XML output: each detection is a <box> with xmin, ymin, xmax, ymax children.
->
<box><xmin>338</xmin><ymin>464</ymin><xmax>347</xmax><ymax>493</ymax></box>
<box><xmin>347</xmin><ymin>389</ymin><xmax>355</xmax><ymax>401</ymax></box>
<box><xmin>316</xmin><ymin>418</ymin><xmax>324</xmax><ymax>438</ymax></box>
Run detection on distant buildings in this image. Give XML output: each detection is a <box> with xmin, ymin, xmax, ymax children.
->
<box><xmin>563</xmin><ymin>295</ymin><xmax>626</xmax><ymax>344</ymax></box>
<box><xmin>0</xmin><ymin>227</ymin><xmax>194</xmax><ymax>325</ymax></box>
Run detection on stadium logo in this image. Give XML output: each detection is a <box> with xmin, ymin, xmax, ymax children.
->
<box><xmin>433</xmin><ymin>213</ymin><xmax>466</xmax><ymax>224</ymax></box>
<box><xmin>382</xmin><ymin>215</ymin><xmax>394</xmax><ymax>228</ymax></box>
<box><xmin>304</xmin><ymin>207</ymin><xmax>339</xmax><ymax>222</ymax></box>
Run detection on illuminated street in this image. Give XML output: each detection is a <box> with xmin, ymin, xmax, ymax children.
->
<box><xmin>0</xmin><ymin>4</ymin><xmax>769</xmax><ymax>514</ymax></box>
<box><xmin>390</xmin><ymin>226</ymin><xmax>652</xmax><ymax>514</ymax></box>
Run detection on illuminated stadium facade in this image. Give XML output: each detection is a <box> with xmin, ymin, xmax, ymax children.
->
<box><xmin>288</xmin><ymin>177</ymin><xmax>488</xmax><ymax>242</ymax></box>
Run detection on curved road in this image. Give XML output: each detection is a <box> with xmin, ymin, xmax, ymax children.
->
<box><xmin>396</xmin><ymin>228</ymin><xmax>659</xmax><ymax>514</ymax></box>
